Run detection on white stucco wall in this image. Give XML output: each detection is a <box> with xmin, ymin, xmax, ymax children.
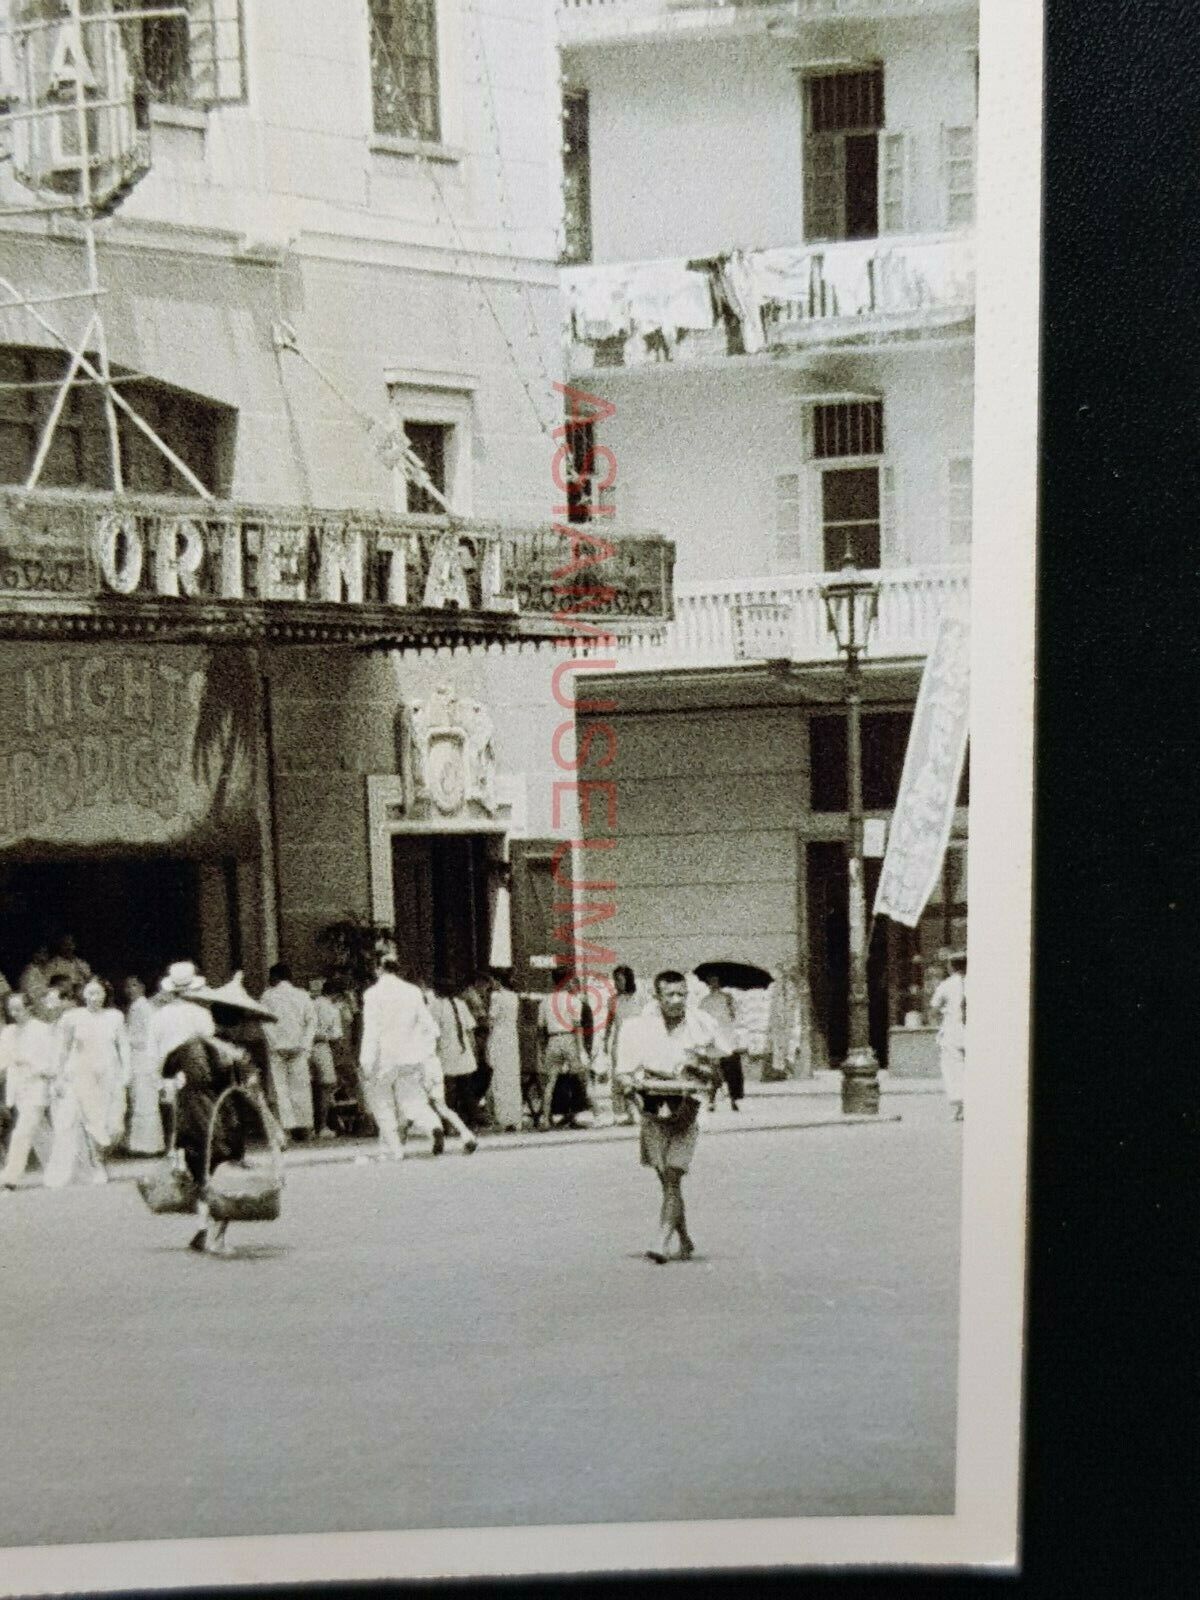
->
<box><xmin>586</xmin><ymin>342</ymin><xmax>973</xmax><ymax>581</ymax></box>
<box><xmin>0</xmin><ymin>0</ymin><xmax>564</xmax><ymax>523</ymax></box>
<box><xmin>568</xmin><ymin>12</ymin><xmax>978</xmax><ymax>263</ymax></box>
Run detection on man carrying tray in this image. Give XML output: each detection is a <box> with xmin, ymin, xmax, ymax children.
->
<box><xmin>615</xmin><ymin>970</ymin><xmax>721</xmax><ymax>1264</ymax></box>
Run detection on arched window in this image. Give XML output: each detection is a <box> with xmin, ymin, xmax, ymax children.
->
<box><xmin>0</xmin><ymin>346</ymin><xmax>233</xmax><ymax>495</ymax></box>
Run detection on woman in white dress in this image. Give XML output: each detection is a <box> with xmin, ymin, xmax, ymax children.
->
<box><xmin>44</xmin><ymin>978</ymin><xmax>131</xmax><ymax>1187</ymax></box>
<box><xmin>123</xmin><ymin>975</ymin><xmax>165</xmax><ymax>1156</ymax></box>
<box><xmin>486</xmin><ymin>975</ymin><xmax>524</xmax><ymax>1132</ymax></box>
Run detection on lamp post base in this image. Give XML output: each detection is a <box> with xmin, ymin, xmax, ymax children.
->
<box><xmin>841</xmin><ymin>1047</ymin><xmax>881</xmax><ymax>1116</ymax></box>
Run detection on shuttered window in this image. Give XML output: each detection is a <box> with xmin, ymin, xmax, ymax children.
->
<box><xmin>773</xmin><ymin>471</ymin><xmax>803</xmax><ymax>565</ymax></box>
<box><xmin>943</xmin><ymin>124</ymin><xmax>976</xmax><ymax>226</ymax></box>
<box><xmin>803</xmin><ymin>67</ymin><xmax>884</xmax><ymax>243</ymax></box>
<box><xmin>947</xmin><ymin>456</ymin><xmax>972</xmax><ymax>547</ymax></box>
<box><xmin>880</xmin><ymin>131</ymin><xmax>908</xmax><ymax>233</ymax></box>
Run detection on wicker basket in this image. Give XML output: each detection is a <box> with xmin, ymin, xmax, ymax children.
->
<box><xmin>203</xmin><ymin>1085</ymin><xmax>284</xmax><ymax>1223</ymax></box>
<box><xmin>136</xmin><ymin>1105</ymin><xmax>199</xmax><ymax>1215</ymax></box>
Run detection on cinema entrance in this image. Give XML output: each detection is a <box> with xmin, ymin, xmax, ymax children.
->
<box><xmin>0</xmin><ymin>640</ymin><xmax>266</xmax><ymax>995</ymax></box>
<box><xmin>0</xmin><ymin>852</ymin><xmax>248</xmax><ymax>993</ymax></box>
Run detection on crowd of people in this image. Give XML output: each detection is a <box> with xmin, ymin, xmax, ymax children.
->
<box><xmin>0</xmin><ymin>929</ymin><xmax>967</xmax><ymax>1267</ymax></box>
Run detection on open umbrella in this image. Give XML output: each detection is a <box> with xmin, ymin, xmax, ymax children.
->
<box><xmin>694</xmin><ymin>961</ymin><xmax>772</xmax><ymax>991</ymax></box>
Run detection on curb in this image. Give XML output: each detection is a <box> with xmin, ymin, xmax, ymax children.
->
<box><xmin>71</xmin><ymin>1107</ymin><xmax>904</xmax><ymax>1189</ymax></box>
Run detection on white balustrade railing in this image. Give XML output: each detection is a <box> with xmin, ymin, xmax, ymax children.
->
<box><xmin>611</xmin><ymin>565</ymin><xmax>969</xmax><ymax>671</ymax></box>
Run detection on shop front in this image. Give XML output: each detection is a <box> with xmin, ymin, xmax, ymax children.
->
<box><xmin>574</xmin><ymin>664</ymin><xmax>968</xmax><ymax>1078</ymax></box>
<box><xmin>0</xmin><ymin>490</ymin><xmax>673</xmax><ymax>995</ymax></box>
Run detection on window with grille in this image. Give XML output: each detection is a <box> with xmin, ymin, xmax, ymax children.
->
<box><xmin>947</xmin><ymin>456</ymin><xmax>972</xmax><ymax>547</ymax></box>
<box><xmin>813</xmin><ymin>401</ymin><xmax>884</xmax><ymax>459</ymax></box>
<box><xmin>943</xmin><ymin>125</ymin><xmax>976</xmax><ymax>226</ymax></box>
<box><xmin>0</xmin><ymin>346</ymin><xmax>226</xmax><ymax>494</ymax></box>
<box><xmin>118</xmin><ymin>0</ymin><xmax>245</xmax><ymax>111</ymax></box>
<box><xmin>807</xmin><ymin>68</ymin><xmax>884</xmax><ymax>134</ymax></box>
<box><xmin>370</xmin><ymin>0</ymin><xmax>441</xmax><ymax>144</ymax></box>
<box><xmin>803</xmin><ymin>67</ymin><xmax>884</xmax><ymax>242</ymax></box>
<box><xmin>562</xmin><ymin>89</ymin><xmax>592</xmax><ymax>265</ymax></box>
<box><xmin>404</xmin><ymin>421</ymin><xmax>449</xmax><ymax>514</ymax></box>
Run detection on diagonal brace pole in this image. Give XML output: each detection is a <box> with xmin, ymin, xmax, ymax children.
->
<box><xmin>0</xmin><ymin>271</ymin><xmax>214</xmax><ymax>500</ymax></box>
<box><xmin>25</xmin><ymin>311</ymin><xmax>96</xmax><ymax>491</ymax></box>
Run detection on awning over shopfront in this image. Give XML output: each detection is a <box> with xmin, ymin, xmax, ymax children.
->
<box><xmin>0</xmin><ymin>490</ymin><xmax>674</xmax><ymax>648</ymax></box>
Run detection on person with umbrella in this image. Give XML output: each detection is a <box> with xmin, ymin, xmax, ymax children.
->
<box><xmin>615</xmin><ymin>970</ymin><xmax>721</xmax><ymax>1264</ymax></box>
<box><xmin>694</xmin><ymin>962</ymin><xmax>772</xmax><ymax>1107</ymax></box>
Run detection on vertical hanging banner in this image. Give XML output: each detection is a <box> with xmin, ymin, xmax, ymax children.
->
<box><xmin>873</xmin><ymin>611</ymin><xmax>970</xmax><ymax>928</ymax></box>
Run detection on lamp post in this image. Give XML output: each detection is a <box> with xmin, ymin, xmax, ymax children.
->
<box><xmin>821</xmin><ymin>553</ymin><xmax>881</xmax><ymax>1116</ymax></box>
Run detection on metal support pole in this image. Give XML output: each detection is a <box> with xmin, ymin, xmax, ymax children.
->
<box><xmin>24</xmin><ymin>311</ymin><xmax>94</xmax><ymax>490</ymax></box>
<box><xmin>0</xmin><ymin>271</ymin><xmax>214</xmax><ymax>500</ymax></box>
<box><xmin>69</xmin><ymin>0</ymin><xmax>124</xmax><ymax>492</ymax></box>
<box><xmin>842</xmin><ymin>653</ymin><xmax>880</xmax><ymax>1115</ymax></box>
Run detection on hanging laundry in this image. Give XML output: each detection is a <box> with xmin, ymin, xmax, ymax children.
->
<box><xmin>565</xmin><ymin>265</ymin><xmax>634</xmax><ymax>344</ymax></box>
<box><xmin>715</xmin><ymin>249</ymin><xmax>766</xmax><ymax>354</ymax></box>
<box><xmin>628</xmin><ymin>260</ymin><xmax>715</xmax><ymax>337</ymax></box>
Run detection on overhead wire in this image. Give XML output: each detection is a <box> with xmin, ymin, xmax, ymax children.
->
<box><xmin>368</xmin><ymin>10</ymin><xmax>558</xmax><ymax>442</ymax></box>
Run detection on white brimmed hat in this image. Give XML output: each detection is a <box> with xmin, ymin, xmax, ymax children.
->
<box><xmin>159</xmin><ymin>961</ymin><xmax>208</xmax><ymax>996</ymax></box>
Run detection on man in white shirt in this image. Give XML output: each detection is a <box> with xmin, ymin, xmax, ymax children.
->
<box><xmin>616</xmin><ymin>969</ymin><xmax>721</xmax><ymax>1263</ymax></box>
<box><xmin>308</xmin><ymin>977</ymin><xmax>344</xmax><ymax>1139</ymax></box>
<box><xmin>150</xmin><ymin>961</ymin><xmax>217</xmax><ymax>1069</ymax></box>
<box><xmin>930</xmin><ymin>951</ymin><xmax>967</xmax><ymax>1121</ymax></box>
<box><xmin>0</xmin><ymin>991</ymin><xmax>58</xmax><ymax>1188</ymax></box>
<box><xmin>261</xmin><ymin>963</ymin><xmax>318</xmax><ymax>1139</ymax></box>
<box><xmin>358</xmin><ymin>955</ymin><xmax>442</xmax><ymax>1160</ymax></box>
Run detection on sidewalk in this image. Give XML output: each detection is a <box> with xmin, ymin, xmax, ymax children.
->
<box><xmin>2</xmin><ymin>1075</ymin><xmax>941</xmax><ymax>1192</ymax></box>
<box><xmin>112</xmin><ymin>1078</ymin><xmax>919</xmax><ymax>1187</ymax></box>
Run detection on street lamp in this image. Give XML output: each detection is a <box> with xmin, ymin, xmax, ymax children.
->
<box><xmin>821</xmin><ymin>552</ymin><xmax>881</xmax><ymax>1116</ymax></box>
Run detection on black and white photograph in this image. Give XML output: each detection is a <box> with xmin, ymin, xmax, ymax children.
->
<box><xmin>0</xmin><ymin>0</ymin><xmax>1036</xmax><ymax>1585</ymax></box>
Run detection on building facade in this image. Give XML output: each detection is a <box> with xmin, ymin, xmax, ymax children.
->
<box><xmin>559</xmin><ymin>0</ymin><xmax>975</xmax><ymax>1069</ymax></box>
<box><xmin>0</xmin><ymin>0</ymin><xmax>670</xmax><ymax>996</ymax></box>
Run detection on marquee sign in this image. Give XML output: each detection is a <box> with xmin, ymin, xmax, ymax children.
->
<box><xmin>0</xmin><ymin>494</ymin><xmax>674</xmax><ymax>647</ymax></box>
<box><xmin>0</xmin><ymin>641</ymin><xmax>259</xmax><ymax>855</ymax></box>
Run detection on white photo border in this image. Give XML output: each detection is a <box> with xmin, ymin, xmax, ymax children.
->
<box><xmin>0</xmin><ymin>0</ymin><xmax>1039</xmax><ymax>1584</ymax></box>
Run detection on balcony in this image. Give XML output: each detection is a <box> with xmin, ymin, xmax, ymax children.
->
<box><xmin>559</xmin><ymin>0</ymin><xmax>973</xmax><ymax>49</ymax></box>
<box><xmin>564</xmin><ymin>234</ymin><xmax>974</xmax><ymax>376</ymax></box>
<box><xmin>605</xmin><ymin>563</ymin><xmax>968</xmax><ymax>673</ymax></box>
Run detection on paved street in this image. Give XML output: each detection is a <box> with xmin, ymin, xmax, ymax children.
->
<box><xmin>0</xmin><ymin>1098</ymin><xmax>960</xmax><ymax>1547</ymax></box>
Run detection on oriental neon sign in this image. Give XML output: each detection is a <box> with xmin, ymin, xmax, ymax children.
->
<box><xmin>0</xmin><ymin>499</ymin><xmax>673</xmax><ymax>622</ymax></box>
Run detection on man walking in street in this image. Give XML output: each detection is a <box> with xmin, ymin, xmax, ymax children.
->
<box><xmin>307</xmin><ymin>976</ymin><xmax>344</xmax><ymax>1139</ymax></box>
<box><xmin>358</xmin><ymin>955</ymin><xmax>444</xmax><ymax>1160</ymax></box>
<box><xmin>698</xmin><ymin>975</ymin><xmax>743</xmax><ymax>1111</ymax></box>
<box><xmin>616</xmin><ymin>970</ymin><xmax>720</xmax><ymax>1263</ymax></box>
<box><xmin>535</xmin><ymin>971</ymin><xmax>593</xmax><ymax>1131</ymax></box>
<box><xmin>261</xmin><ymin>963</ymin><xmax>318</xmax><ymax>1141</ymax></box>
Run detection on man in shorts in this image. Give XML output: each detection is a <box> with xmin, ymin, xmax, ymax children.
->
<box><xmin>615</xmin><ymin>970</ymin><xmax>720</xmax><ymax>1263</ymax></box>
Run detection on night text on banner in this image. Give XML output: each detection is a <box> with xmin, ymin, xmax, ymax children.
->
<box><xmin>0</xmin><ymin>643</ymin><xmax>260</xmax><ymax>856</ymax></box>
<box><xmin>873</xmin><ymin>611</ymin><xmax>970</xmax><ymax>929</ymax></box>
